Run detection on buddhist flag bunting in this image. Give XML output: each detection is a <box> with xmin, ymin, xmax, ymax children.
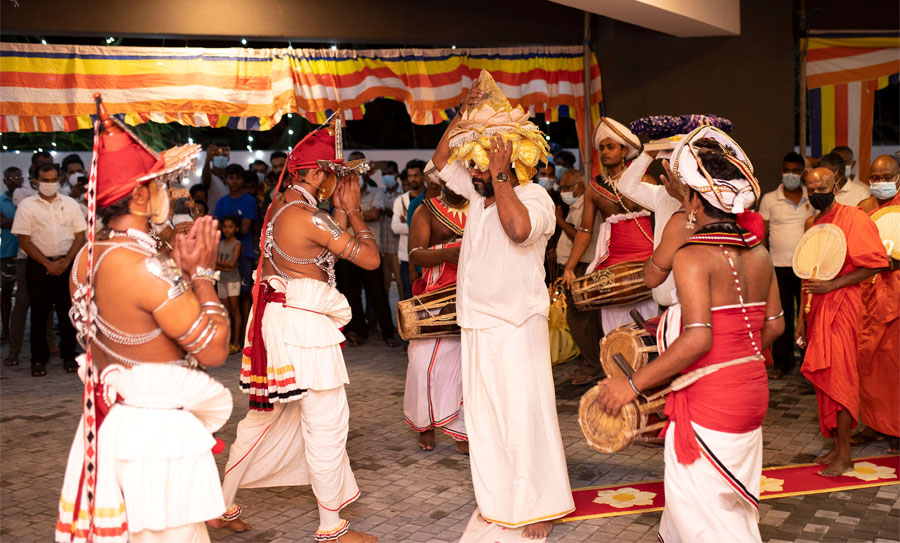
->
<box><xmin>0</xmin><ymin>42</ymin><xmax>603</xmax><ymax>163</ymax></box>
<box><xmin>805</xmin><ymin>30</ymin><xmax>900</xmax><ymax>180</ymax></box>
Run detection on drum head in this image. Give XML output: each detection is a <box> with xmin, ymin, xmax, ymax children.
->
<box><xmin>578</xmin><ymin>384</ymin><xmax>638</xmax><ymax>453</ymax></box>
<box><xmin>600</xmin><ymin>325</ymin><xmax>658</xmax><ymax>378</ymax></box>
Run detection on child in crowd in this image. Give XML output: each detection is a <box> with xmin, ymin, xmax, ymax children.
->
<box><xmin>216</xmin><ymin>215</ymin><xmax>243</xmax><ymax>353</ymax></box>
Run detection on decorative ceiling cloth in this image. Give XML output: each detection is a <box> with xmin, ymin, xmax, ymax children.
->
<box><xmin>804</xmin><ymin>30</ymin><xmax>899</xmax><ymax>180</ymax></box>
<box><xmin>0</xmin><ymin>42</ymin><xmax>602</xmax><ymax>162</ymax></box>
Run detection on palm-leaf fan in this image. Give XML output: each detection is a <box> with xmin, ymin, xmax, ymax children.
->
<box><xmin>871</xmin><ymin>205</ymin><xmax>900</xmax><ymax>260</ymax></box>
<box><xmin>792</xmin><ymin>223</ymin><xmax>847</xmax><ymax>313</ymax></box>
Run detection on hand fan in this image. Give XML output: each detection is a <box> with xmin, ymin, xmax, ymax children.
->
<box><xmin>872</xmin><ymin>205</ymin><xmax>900</xmax><ymax>260</ymax></box>
<box><xmin>792</xmin><ymin>223</ymin><xmax>847</xmax><ymax>313</ymax></box>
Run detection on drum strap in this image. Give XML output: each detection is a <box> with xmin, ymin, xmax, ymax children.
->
<box><xmin>645</xmin><ymin>355</ymin><xmax>764</xmax><ymax>402</ymax></box>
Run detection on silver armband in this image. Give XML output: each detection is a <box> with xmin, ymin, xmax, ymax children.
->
<box><xmin>176</xmin><ymin>314</ymin><xmax>207</xmax><ymax>343</ymax></box>
<box><xmin>145</xmin><ymin>254</ymin><xmax>189</xmax><ymax>300</ymax></box>
<box><xmin>312</xmin><ymin>210</ymin><xmax>343</xmax><ymax>240</ymax></box>
<box><xmin>191</xmin><ymin>266</ymin><xmax>220</xmax><ymax>283</ymax></box>
<box><xmin>201</xmin><ymin>301</ymin><xmax>228</xmax><ymax>319</ymax></box>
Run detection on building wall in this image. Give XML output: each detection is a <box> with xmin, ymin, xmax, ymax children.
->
<box><xmin>591</xmin><ymin>0</ymin><xmax>795</xmax><ymax>192</ymax></box>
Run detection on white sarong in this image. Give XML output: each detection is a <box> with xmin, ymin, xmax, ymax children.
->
<box><xmin>659</xmin><ymin>421</ymin><xmax>762</xmax><ymax>543</ymax></box>
<box><xmin>223</xmin><ymin>277</ymin><xmax>359</xmax><ymax>538</ymax></box>
<box><xmin>404</xmin><ymin>336</ymin><xmax>466</xmax><ymax>440</ymax></box>
<box><xmin>56</xmin><ymin>363</ymin><xmax>231</xmax><ymax>543</ymax></box>
<box><xmin>460</xmin><ymin>315</ymin><xmax>574</xmax><ymax>527</ymax></box>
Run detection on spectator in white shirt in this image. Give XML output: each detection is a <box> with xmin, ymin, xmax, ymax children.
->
<box><xmin>759</xmin><ymin>151</ymin><xmax>814</xmax><ymax>378</ymax></box>
<box><xmin>377</xmin><ymin>161</ymin><xmax>404</xmax><ymax>298</ymax></box>
<box><xmin>201</xmin><ymin>142</ymin><xmax>231</xmax><ymax>213</ymax></box>
<box><xmin>12</xmin><ymin>150</ymin><xmax>53</xmax><ymax>207</ymax></box>
<box><xmin>392</xmin><ymin>160</ymin><xmax>427</xmax><ymax>299</ymax></box>
<box><xmin>554</xmin><ymin>170</ymin><xmax>605</xmax><ymax>384</ymax></box>
<box><xmin>60</xmin><ymin>153</ymin><xmax>86</xmax><ymax>197</ymax></box>
<box><xmin>11</xmin><ymin>164</ymin><xmax>87</xmax><ymax>376</ymax></box>
<box><xmin>819</xmin><ymin>151</ymin><xmax>870</xmax><ymax>206</ymax></box>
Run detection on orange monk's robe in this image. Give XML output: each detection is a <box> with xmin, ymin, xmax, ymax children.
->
<box><xmin>801</xmin><ymin>204</ymin><xmax>889</xmax><ymax>437</ymax></box>
<box><xmin>858</xmin><ymin>193</ymin><xmax>900</xmax><ymax>437</ymax></box>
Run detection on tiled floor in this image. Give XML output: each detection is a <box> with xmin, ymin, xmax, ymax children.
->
<box><xmin>1</xmin><ymin>340</ymin><xmax>898</xmax><ymax>542</ymax></box>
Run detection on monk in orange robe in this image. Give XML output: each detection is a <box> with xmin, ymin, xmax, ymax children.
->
<box><xmin>856</xmin><ymin>155</ymin><xmax>900</xmax><ymax>453</ymax></box>
<box><xmin>796</xmin><ymin>167</ymin><xmax>889</xmax><ymax>477</ymax></box>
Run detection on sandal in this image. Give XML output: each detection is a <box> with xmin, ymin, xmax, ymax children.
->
<box><xmin>767</xmin><ymin>368</ymin><xmax>784</xmax><ymax>380</ymax></box>
<box><xmin>383</xmin><ymin>336</ymin><xmax>403</xmax><ymax>348</ymax></box>
<box><xmin>344</xmin><ymin>334</ymin><xmax>366</xmax><ymax>347</ymax></box>
<box><xmin>64</xmin><ymin>360</ymin><xmax>78</xmax><ymax>373</ymax></box>
<box><xmin>31</xmin><ymin>362</ymin><xmax>47</xmax><ymax>377</ymax></box>
<box><xmin>3</xmin><ymin>357</ymin><xmax>18</xmax><ymax>366</ymax></box>
<box><xmin>571</xmin><ymin>366</ymin><xmax>603</xmax><ymax>386</ymax></box>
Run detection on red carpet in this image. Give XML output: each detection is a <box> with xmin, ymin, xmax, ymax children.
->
<box><xmin>558</xmin><ymin>455</ymin><xmax>899</xmax><ymax>523</ymax></box>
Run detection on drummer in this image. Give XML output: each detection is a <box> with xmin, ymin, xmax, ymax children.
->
<box><xmin>593</xmin><ymin>127</ymin><xmax>784</xmax><ymax>542</ymax></box>
<box><xmin>561</xmin><ymin>117</ymin><xmax>658</xmax><ymax>336</ymax></box>
<box><xmin>403</xmin><ymin>184</ymin><xmax>469</xmax><ymax>453</ymax></box>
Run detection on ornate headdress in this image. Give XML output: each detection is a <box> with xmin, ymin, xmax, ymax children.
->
<box><xmin>447</xmin><ymin>70</ymin><xmax>551</xmax><ymax>184</ymax></box>
<box><xmin>92</xmin><ymin>95</ymin><xmax>199</xmax><ymax>207</ymax></box>
<box><xmin>593</xmin><ymin>117</ymin><xmax>642</xmax><ymax>161</ymax></box>
<box><xmin>672</xmin><ymin>125</ymin><xmax>760</xmax><ymax>214</ymax></box>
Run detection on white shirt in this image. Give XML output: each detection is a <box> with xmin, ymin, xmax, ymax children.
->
<box><xmin>11</xmin><ymin>193</ymin><xmax>87</xmax><ymax>257</ymax></box>
<box><xmin>439</xmin><ymin>161</ymin><xmax>555</xmax><ymax>329</ymax></box>
<box><xmin>205</xmin><ymin>172</ymin><xmax>229</xmax><ymax>214</ymax></box>
<box><xmin>835</xmin><ymin>177</ymin><xmax>871</xmax><ymax>207</ymax></box>
<box><xmin>392</xmin><ymin>191</ymin><xmax>415</xmax><ymax>261</ymax></box>
<box><xmin>759</xmin><ymin>185</ymin><xmax>814</xmax><ymax>267</ymax></box>
<box><xmin>617</xmin><ymin>152</ymin><xmax>682</xmax><ymax>306</ymax></box>
<box><xmin>556</xmin><ymin>195</ymin><xmax>600</xmax><ymax>266</ymax></box>
<box><xmin>12</xmin><ymin>183</ymin><xmax>36</xmax><ymax>207</ymax></box>
<box><xmin>352</xmin><ymin>183</ymin><xmax>386</xmax><ymax>245</ymax></box>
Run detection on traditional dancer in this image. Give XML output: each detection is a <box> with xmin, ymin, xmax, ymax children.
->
<box><xmin>853</xmin><ymin>155</ymin><xmax>899</xmax><ymax>453</ymax></box>
<box><xmin>797</xmin><ymin>167</ymin><xmax>888</xmax><ymax>476</ymax></box>
<box><xmin>433</xmin><ymin>72</ymin><xmax>574</xmax><ymax>540</ymax></box>
<box><xmin>562</xmin><ymin>117</ymin><xmax>657</xmax><ymax>333</ymax></box>
<box><xmin>56</xmin><ymin>96</ymin><xmax>233</xmax><ymax>543</ymax></box>
<box><xmin>403</xmin><ymin>186</ymin><xmax>469</xmax><ymax>453</ymax></box>
<box><xmin>211</xmin><ymin>118</ymin><xmax>378</xmax><ymax>543</ymax></box>
<box><xmin>594</xmin><ymin>127</ymin><xmax>783</xmax><ymax>542</ymax></box>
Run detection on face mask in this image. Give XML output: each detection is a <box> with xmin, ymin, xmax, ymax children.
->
<box><xmin>39</xmin><ymin>182</ymin><xmax>59</xmax><ymax>197</ymax></box>
<box><xmin>382</xmin><ymin>174</ymin><xmax>397</xmax><ymax>189</ymax></box>
<box><xmin>148</xmin><ymin>182</ymin><xmax>170</xmax><ymax>225</ymax></box>
<box><xmin>870</xmin><ymin>180</ymin><xmax>899</xmax><ymax>200</ymax></box>
<box><xmin>212</xmin><ymin>155</ymin><xmax>229</xmax><ymax>169</ymax></box>
<box><xmin>257</xmin><ymin>172</ymin><xmax>265</xmax><ymax>183</ymax></box>
<box><xmin>808</xmin><ymin>191</ymin><xmax>835</xmax><ymax>211</ymax></box>
<box><xmin>560</xmin><ymin>191</ymin><xmax>578</xmax><ymax>205</ymax></box>
<box><xmin>555</xmin><ymin>166</ymin><xmax>567</xmax><ymax>181</ymax></box>
<box><xmin>359</xmin><ymin>177</ymin><xmax>366</xmax><ymax>189</ymax></box>
<box><xmin>536</xmin><ymin>176</ymin><xmax>552</xmax><ymax>189</ymax></box>
<box><xmin>781</xmin><ymin>173</ymin><xmax>802</xmax><ymax>190</ymax></box>
<box><xmin>844</xmin><ymin>164</ymin><xmax>853</xmax><ymax>178</ymax></box>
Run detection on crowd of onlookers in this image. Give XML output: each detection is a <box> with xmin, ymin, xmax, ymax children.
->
<box><xmin>2</xmin><ymin>143</ymin><xmax>896</xmax><ymax>378</ymax></box>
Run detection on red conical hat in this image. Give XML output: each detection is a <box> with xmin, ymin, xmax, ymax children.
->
<box><xmin>92</xmin><ymin>94</ymin><xmax>200</xmax><ymax>207</ymax></box>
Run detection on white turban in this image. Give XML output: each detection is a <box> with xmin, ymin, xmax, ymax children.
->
<box><xmin>672</xmin><ymin>126</ymin><xmax>759</xmax><ymax>214</ymax></box>
<box><xmin>592</xmin><ymin>117</ymin><xmax>642</xmax><ymax>161</ymax></box>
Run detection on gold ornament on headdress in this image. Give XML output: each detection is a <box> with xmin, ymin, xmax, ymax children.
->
<box><xmin>447</xmin><ymin>70</ymin><xmax>551</xmax><ymax>185</ymax></box>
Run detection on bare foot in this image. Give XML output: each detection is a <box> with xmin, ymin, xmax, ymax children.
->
<box><xmin>455</xmin><ymin>440</ymin><xmax>470</xmax><ymax>455</ymax></box>
<box><xmin>521</xmin><ymin>520</ymin><xmax>553</xmax><ymax>540</ymax></box>
<box><xmin>418</xmin><ymin>429</ymin><xmax>435</xmax><ymax>451</ymax></box>
<box><xmin>850</xmin><ymin>427</ymin><xmax>885</xmax><ymax>446</ymax></box>
<box><xmin>206</xmin><ymin>518</ymin><xmax>252</xmax><ymax>532</ymax></box>
<box><xmin>338</xmin><ymin>529</ymin><xmax>378</xmax><ymax>542</ymax></box>
<box><xmin>817</xmin><ymin>458</ymin><xmax>854</xmax><ymax>477</ymax></box>
<box><xmin>814</xmin><ymin>448</ymin><xmax>837</xmax><ymax>465</ymax></box>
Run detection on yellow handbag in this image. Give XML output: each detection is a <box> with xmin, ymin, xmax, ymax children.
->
<box><xmin>548</xmin><ymin>279</ymin><xmax>580</xmax><ymax>365</ymax></box>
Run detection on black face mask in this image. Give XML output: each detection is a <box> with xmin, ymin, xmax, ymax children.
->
<box><xmin>809</xmin><ymin>191</ymin><xmax>835</xmax><ymax>211</ymax></box>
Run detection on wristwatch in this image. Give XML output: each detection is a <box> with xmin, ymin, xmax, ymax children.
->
<box><xmin>495</xmin><ymin>172</ymin><xmax>510</xmax><ymax>183</ymax></box>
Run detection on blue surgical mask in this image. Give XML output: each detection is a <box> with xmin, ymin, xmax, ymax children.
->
<box><xmin>781</xmin><ymin>173</ymin><xmax>802</xmax><ymax>190</ymax></box>
<box><xmin>536</xmin><ymin>176</ymin><xmax>552</xmax><ymax>189</ymax></box>
<box><xmin>382</xmin><ymin>174</ymin><xmax>397</xmax><ymax>189</ymax></box>
<box><xmin>257</xmin><ymin>172</ymin><xmax>265</xmax><ymax>183</ymax></box>
<box><xmin>555</xmin><ymin>166</ymin><xmax>567</xmax><ymax>181</ymax></box>
<box><xmin>870</xmin><ymin>180</ymin><xmax>899</xmax><ymax>200</ymax></box>
<box><xmin>212</xmin><ymin>155</ymin><xmax>229</xmax><ymax>169</ymax></box>
<box><xmin>844</xmin><ymin>164</ymin><xmax>853</xmax><ymax>178</ymax></box>
<box><xmin>560</xmin><ymin>191</ymin><xmax>578</xmax><ymax>205</ymax></box>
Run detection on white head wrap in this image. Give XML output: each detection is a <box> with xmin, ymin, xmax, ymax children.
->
<box><xmin>671</xmin><ymin>125</ymin><xmax>759</xmax><ymax>214</ymax></box>
<box><xmin>592</xmin><ymin>117</ymin><xmax>642</xmax><ymax>161</ymax></box>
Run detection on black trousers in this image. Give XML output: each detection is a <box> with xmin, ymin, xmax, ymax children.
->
<box><xmin>26</xmin><ymin>257</ymin><xmax>77</xmax><ymax>364</ymax></box>
<box><xmin>1</xmin><ymin>256</ymin><xmax>15</xmax><ymax>340</ymax></box>
<box><xmin>772</xmin><ymin>266</ymin><xmax>801</xmax><ymax>373</ymax></box>
<box><xmin>336</xmin><ymin>259</ymin><xmax>395</xmax><ymax>340</ymax></box>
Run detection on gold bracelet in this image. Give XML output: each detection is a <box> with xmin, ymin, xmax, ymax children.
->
<box><xmin>647</xmin><ymin>254</ymin><xmax>671</xmax><ymax>273</ymax></box>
